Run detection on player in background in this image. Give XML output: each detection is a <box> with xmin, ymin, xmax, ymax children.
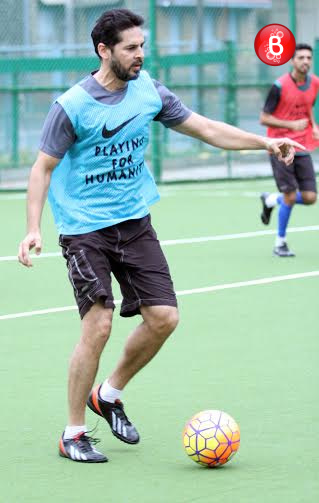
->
<box><xmin>18</xmin><ymin>9</ymin><xmax>304</xmax><ymax>463</ymax></box>
<box><xmin>259</xmin><ymin>43</ymin><xmax>319</xmax><ymax>257</ymax></box>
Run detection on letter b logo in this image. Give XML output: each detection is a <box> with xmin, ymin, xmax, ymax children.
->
<box><xmin>269</xmin><ymin>36</ymin><xmax>284</xmax><ymax>56</ymax></box>
<box><xmin>254</xmin><ymin>24</ymin><xmax>295</xmax><ymax>66</ymax></box>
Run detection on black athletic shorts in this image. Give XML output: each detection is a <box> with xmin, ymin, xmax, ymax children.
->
<box><xmin>59</xmin><ymin>215</ymin><xmax>177</xmax><ymax>319</ymax></box>
<box><xmin>270</xmin><ymin>153</ymin><xmax>317</xmax><ymax>193</ymax></box>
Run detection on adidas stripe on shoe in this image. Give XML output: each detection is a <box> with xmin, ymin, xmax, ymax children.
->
<box><xmin>59</xmin><ymin>431</ymin><xmax>108</xmax><ymax>463</ymax></box>
<box><xmin>87</xmin><ymin>384</ymin><xmax>140</xmax><ymax>445</ymax></box>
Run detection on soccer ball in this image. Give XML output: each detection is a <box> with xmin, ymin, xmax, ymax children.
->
<box><xmin>182</xmin><ymin>410</ymin><xmax>240</xmax><ymax>467</ymax></box>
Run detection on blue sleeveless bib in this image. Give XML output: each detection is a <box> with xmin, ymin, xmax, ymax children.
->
<box><xmin>48</xmin><ymin>71</ymin><xmax>162</xmax><ymax>234</ymax></box>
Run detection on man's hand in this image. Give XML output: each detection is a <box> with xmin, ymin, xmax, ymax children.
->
<box><xmin>312</xmin><ymin>123</ymin><xmax>319</xmax><ymax>140</ymax></box>
<box><xmin>18</xmin><ymin>231</ymin><xmax>42</xmax><ymax>267</ymax></box>
<box><xmin>266</xmin><ymin>138</ymin><xmax>306</xmax><ymax>165</ymax></box>
<box><xmin>290</xmin><ymin>118</ymin><xmax>309</xmax><ymax>131</ymax></box>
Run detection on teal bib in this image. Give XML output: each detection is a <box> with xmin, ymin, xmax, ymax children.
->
<box><xmin>48</xmin><ymin>71</ymin><xmax>162</xmax><ymax>234</ymax></box>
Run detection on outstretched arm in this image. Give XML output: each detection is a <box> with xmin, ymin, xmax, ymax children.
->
<box><xmin>18</xmin><ymin>151</ymin><xmax>60</xmax><ymax>267</ymax></box>
<box><xmin>172</xmin><ymin>112</ymin><xmax>305</xmax><ymax>165</ymax></box>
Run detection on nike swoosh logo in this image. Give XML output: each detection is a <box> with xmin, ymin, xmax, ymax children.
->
<box><xmin>102</xmin><ymin>114</ymin><xmax>140</xmax><ymax>139</ymax></box>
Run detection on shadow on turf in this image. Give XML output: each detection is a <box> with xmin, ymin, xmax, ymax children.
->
<box><xmin>176</xmin><ymin>461</ymin><xmax>241</xmax><ymax>473</ymax></box>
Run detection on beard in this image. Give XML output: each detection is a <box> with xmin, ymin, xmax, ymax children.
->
<box><xmin>110</xmin><ymin>56</ymin><xmax>143</xmax><ymax>81</ymax></box>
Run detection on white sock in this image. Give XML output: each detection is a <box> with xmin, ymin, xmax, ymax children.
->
<box><xmin>99</xmin><ymin>380</ymin><xmax>122</xmax><ymax>403</ymax></box>
<box><xmin>275</xmin><ymin>236</ymin><xmax>286</xmax><ymax>247</ymax></box>
<box><xmin>266</xmin><ymin>193</ymin><xmax>280</xmax><ymax>208</ymax></box>
<box><xmin>64</xmin><ymin>425</ymin><xmax>87</xmax><ymax>440</ymax></box>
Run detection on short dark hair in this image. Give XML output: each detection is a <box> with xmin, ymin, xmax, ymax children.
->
<box><xmin>293</xmin><ymin>43</ymin><xmax>313</xmax><ymax>58</ymax></box>
<box><xmin>91</xmin><ymin>8</ymin><xmax>144</xmax><ymax>58</ymax></box>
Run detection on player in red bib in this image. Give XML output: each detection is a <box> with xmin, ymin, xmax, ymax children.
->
<box><xmin>259</xmin><ymin>43</ymin><xmax>318</xmax><ymax>257</ymax></box>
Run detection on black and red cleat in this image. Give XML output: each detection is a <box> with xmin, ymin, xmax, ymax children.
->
<box><xmin>59</xmin><ymin>431</ymin><xmax>108</xmax><ymax>463</ymax></box>
<box><xmin>87</xmin><ymin>384</ymin><xmax>140</xmax><ymax>445</ymax></box>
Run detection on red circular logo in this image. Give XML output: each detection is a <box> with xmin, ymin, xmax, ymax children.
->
<box><xmin>254</xmin><ymin>24</ymin><xmax>296</xmax><ymax>66</ymax></box>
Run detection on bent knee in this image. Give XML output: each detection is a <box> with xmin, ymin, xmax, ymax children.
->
<box><xmin>302</xmin><ymin>192</ymin><xmax>317</xmax><ymax>204</ymax></box>
<box><xmin>82</xmin><ymin>306</ymin><xmax>113</xmax><ymax>345</ymax></box>
<box><xmin>164</xmin><ymin>308</ymin><xmax>179</xmax><ymax>333</ymax></box>
<box><xmin>96</xmin><ymin>314</ymin><xmax>113</xmax><ymax>339</ymax></box>
<box><xmin>283</xmin><ymin>193</ymin><xmax>296</xmax><ymax>206</ymax></box>
<box><xmin>146</xmin><ymin>306</ymin><xmax>179</xmax><ymax>337</ymax></box>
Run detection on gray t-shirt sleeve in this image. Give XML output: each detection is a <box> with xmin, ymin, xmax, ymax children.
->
<box><xmin>152</xmin><ymin>80</ymin><xmax>192</xmax><ymax>127</ymax></box>
<box><xmin>39</xmin><ymin>102</ymin><xmax>76</xmax><ymax>159</ymax></box>
<box><xmin>38</xmin><ymin>77</ymin><xmax>192</xmax><ymax>156</ymax></box>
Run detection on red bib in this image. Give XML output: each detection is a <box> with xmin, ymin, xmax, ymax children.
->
<box><xmin>267</xmin><ymin>73</ymin><xmax>319</xmax><ymax>151</ymax></box>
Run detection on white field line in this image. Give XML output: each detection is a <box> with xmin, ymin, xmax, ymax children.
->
<box><xmin>0</xmin><ymin>190</ymin><xmax>258</xmax><ymax>202</ymax></box>
<box><xmin>1</xmin><ymin>225</ymin><xmax>319</xmax><ymax>263</ymax></box>
<box><xmin>159</xmin><ymin>180</ymin><xmax>276</xmax><ymax>192</ymax></box>
<box><xmin>160</xmin><ymin>189</ymin><xmax>272</xmax><ymax>198</ymax></box>
<box><xmin>0</xmin><ymin>193</ymin><xmax>26</xmax><ymax>201</ymax></box>
<box><xmin>0</xmin><ymin>251</ymin><xmax>61</xmax><ymax>262</ymax></box>
<box><xmin>0</xmin><ymin>188</ymin><xmax>246</xmax><ymax>201</ymax></box>
<box><xmin>160</xmin><ymin>190</ymin><xmax>270</xmax><ymax>198</ymax></box>
<box><xmin>0</xmin><ymin>180</ymin><xmax>277</xmax><ymax>201</ymax></box>
<box><xmin>1</xmin><ymin>270</ymin><xmax>318</xmax><ymax>321</ymax></box>
<box><xmin>160</xmin><ymin>190</ymin><xmax>233</xmax><ymax>198</ymax></box>
<box><xmin>160</xmin><ymin>190</ymin><xmax>268</xmax><ymax>198</ymax></box>
<box><xmin>160</xmin><ymin>225</ymin><xmax>319</xmax><ymax>246</ymax></box>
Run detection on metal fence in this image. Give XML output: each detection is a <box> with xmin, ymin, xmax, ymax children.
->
<box><xmin>1</xmin><ymin>0</ymin><xmax>318</xmax><ymax>188</ymax></box>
